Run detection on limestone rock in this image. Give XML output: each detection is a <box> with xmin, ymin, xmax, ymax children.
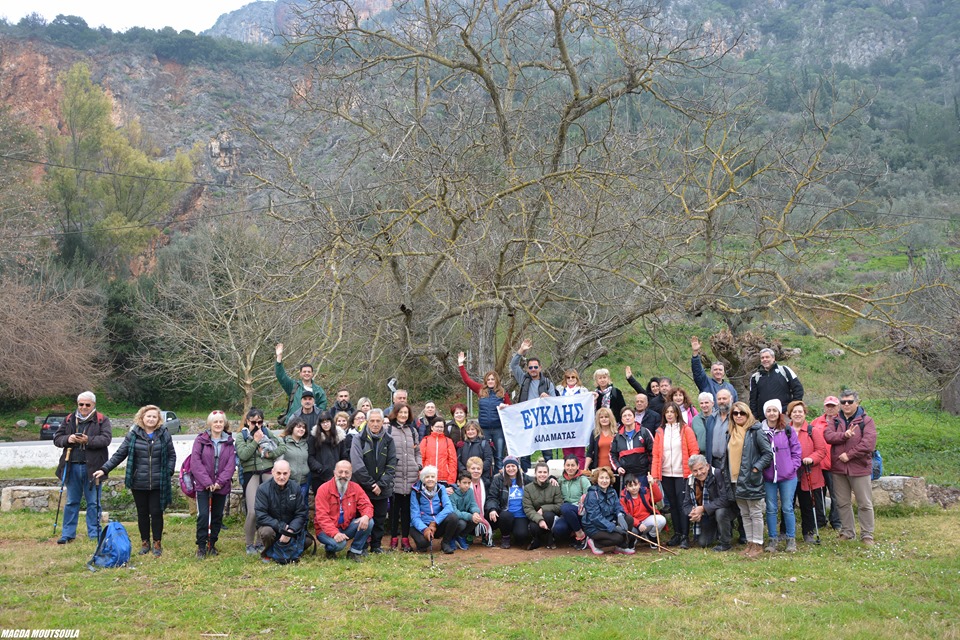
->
<box><xmin>871</xmin><ymin>475</ymin><xmax>928</xmax><ymax>508</ymax></box>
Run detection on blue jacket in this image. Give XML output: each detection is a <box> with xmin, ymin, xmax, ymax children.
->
<box><xmin>410</xmin><ymin>481</ymin><xmax>455</xmax><ymax>532</ymax></box>
<box><xmin>691</xmin><ymin>355</ymin><xmax>738</xmax><ymax>403</ymax></box>
<box><xmin>582</xmin><ymin>485</ymin><xmax>624</xmax><ymax>536</ymax></box>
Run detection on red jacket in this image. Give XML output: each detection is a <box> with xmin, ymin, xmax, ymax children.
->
<box><xmin>314</xmin><ymin>478</ymin><xmax>374</xmax><ymax>538</ymax></box>
<box><xmin>620</xmin><ymin>482</ymin><xmax>663</xmax><ymax>523</ymax></box>
<box><xmin>420</xmin><ymin>432</ymin><xmax>459</xmax><ymax>484</ymax></box>
<box><xmin>795</xmin><ymin>420</ymin><xmax>827</xmax><ymax>491</ymax></box>
<box><xmin>809</xmin><ymin>415</ymin><xmax>834</xmax><ymax>471</ymax></box>
<box><xmin>651</xmin><ymin>424</ymin><xmax>700</xmax><ymax>480</ymax></box>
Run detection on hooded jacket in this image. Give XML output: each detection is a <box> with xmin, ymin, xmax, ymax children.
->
<box><xmin>420</xmin><ymin>431</ymin><xmax>458</xmax><ymax>484</ymax></box>
<box><xmin>761</xmin><ymin>423</ymin><xmax>802</xmax><ymax>484</ymax></box>
<box><xmin>190</xmin><ymin>430</ymin><xmax>237</xmax><ymax>495</ymax></box>
<box><xmin>823</xmin><ymin>407</ymin><xmax>877</xmax><ymax>477</ymax></box>
<box><xmin>582</xmin><ymin>484</ymin><xmax>624</xmax><ymax>536</ymax></box>
<box><xmin>731</xmin><ymin>422</ymin><xmax>774</xmax><ymax>501</ymax></box>
<box><xmin>410</xmin><ymin>480</ymin><xmax>455</xmax><ymax>532</ymax></box>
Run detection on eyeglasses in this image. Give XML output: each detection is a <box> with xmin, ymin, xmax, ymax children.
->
<box><xmin>528</xmin><ymin>365</ymin><xmax>540</xmax><ymax>370</ymax></box>
<box><xmin>78</xmin><ymin>402</ymin><xmax>92</xmax><ymax>408</ymax></box>
<box><xmin>731</xmin><ymin>411</ymin><xmax>747</xmax><ymax>416</ymax></box>
<box><xmin>840</xmin><ymin>400</ymin><xmax>856</xmax><ymax>405</ymax></box>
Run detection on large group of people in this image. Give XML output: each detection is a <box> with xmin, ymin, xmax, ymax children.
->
<box><xmin>51</xmin><ymin>337</ymin><xmax>879</xmax><ymax>563</ymax></box>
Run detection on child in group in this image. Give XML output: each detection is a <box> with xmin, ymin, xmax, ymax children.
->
<box><xmin>620</xmin><ymin>473</ymin><xmax>666</xmax><ymax>548</ymax></box>
<box><xmin>450</xmin><ymin>472</ymin><xmax>483</xmax><ymax>550</ymax></box>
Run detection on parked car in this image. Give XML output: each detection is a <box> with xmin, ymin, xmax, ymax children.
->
<box><xmin>40</xmin><ymin>413</ymin><xmax>69</xmax><ymax>440</ymax></box>
<box><xmin>161</xmin><ymin>410</ymin><xmax>181</xmax><ymax>434</ymax></box>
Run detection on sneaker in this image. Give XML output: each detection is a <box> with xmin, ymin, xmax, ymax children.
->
<box><xmin>614</xmin><ymin>547</ymin><xmax>636</xmax><ymax>555</ymax></box>
<box><xmin>260</xmin><ymin>555</ymin><xmax>272</xmax><ymax>564</ymax></box>
<box><xmin>456</xmin><ymin>536</ymin><xmax>469</xmax><ymax>551</ymax></box>
<box><xmin>56</xmin><ymin>537</ymin><xmax>75</xmax><ymax>545</ymax></box>
<box><xmin>713</xmin><ymin>544</ymin><xmax>732</xmax><ymax>552</ymax></box>
<box><xmin>326</xmin><ymin>550</ymin><xmax>338</xmax><ymax>560</ymax></box>
<box><xmin>586</xmin><ymin>538</ymin><xmax>604</xmax><ymax>556</ymax></box>
<box><xmin>254</xmin><ymin>543</ymin><xmax>265</xmax><ymax>552</ymax></box>
<box><xmin>803</xmin><ymin>533</ymin><xmax>816</xmax><ymax>543</ymax></box>
<box><xmin>196</xmin><ymin>547</ymin><xmax>207</xmax><ymax>560</ymax></box>
<box><xmin>485</xmin><ymin>534</ymin><xmax>495</xmax><ymax>548</ymax></box>
<box><xmin>441</xmin><ymin>543</ymin><xmax>456</xmax><ymax>555</ymax></box>
<box><xmin>246</xmin><ymin>544</ymin><xmax>258</xmax><ymax>555</ymax></box>
<box><xmin>838</xmin><ymin>532</ymin><xmax>855</xmax><ymax>541</ymax></box>
<box><xmin>348</xmin><ymin>551</ymin><xmax>365</xmax><ymax>562</ymax></box>
<box><xmin>764</xmin><ymin>539</ymin><xmax>778</xmax><ymax>553</ymax></box>
<box><xmin>785</xmin><ymin>538</ymin><xmax>797</xmax><ymax>553</ymax></box>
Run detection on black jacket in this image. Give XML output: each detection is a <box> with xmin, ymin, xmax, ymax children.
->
<box><xmin>307</xmin><ymin>426</ymin><xmax>349</xmax><ymax>490</ymax></box>
<box><xmin>349</xmin><ymin>428</ymin><xmax>397</xmax><ymax>500</ymax></box>
<box><xmin>255</xmin><ymin>477</ymin><xmax>308</xmax><ymax>535</ymax></box>
<box><xmin>682</xmin><ymin>467</ymin><xmax>734</xmax><ymax>519</ymax></box>
<box><xmin>485</xmin><ymin>471</ymin><xmax>523</xmax><ymax>515</ymax></box>
<box><xmin>609</xmin><ymin>427</ymin><xmax>654</xmax><ymax>477</ymax></box>
<box><xmin>637</xmin><ymin>409</ymin><xmax>662</xmax><ymax>437</ymax></box>
<box><xmin>730</xmin><ymin>422</ymin><xmax>774</xmax><ymax>501</ymax></box>
<box><xmin>54</xmin><ymin>412</ymin><xmax>113</xmax><ymax>482</ymax></box>
<box><xmin>594</xmin><ymin>386</ymin><xmax>626</xmax><ymax>422</ymax></box>
<box><xmin>749</xmin><ymin>363</ymin><xmax>804</xmax><ymax>418</ymax></box>
<box><xmin>100</xmin><ymin>426</ymin><xmax>176</xmax><ymax>492</ymax></box>
<box><xmin>458</xmin><ymin>436</ymin><xmax>494</xmax><ymax>480</ymax></box>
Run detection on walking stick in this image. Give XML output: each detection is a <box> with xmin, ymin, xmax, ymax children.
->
<box><xmin>804</xmin><ymin>466</ymin><xmax>821</xmax><ymax>545</ymax></box>
<box><xmin>53</xmin><ymin>448</ymin><xmax>71</xmax><ymax>536</ymax></box>
<box><xmin>429</xmin><ymin>534</ymin><xmax>435</xmax><ymax>569</ymax></box>
<box><xmin>649</xmin><ymin>477</ymin><xmax>663</xmax><ymax>553</ymax></box>
<box><xmin>626</xmin><ymin>529</ymin><xmax>679</xmax><ymax>556</ymax></box>
<box><xmin>87</xmin><ymin>479</ymin><xmax>103</xmax><ymax>572</ymax></box>
<box><xmin>207</xmin><ymin>492</ymin><xmax>214</xmax><ymax>552</ymax></box>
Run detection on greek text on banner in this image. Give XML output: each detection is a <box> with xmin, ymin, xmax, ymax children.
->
<box><xmin>497</xmin><ymin>393</ymin><xmax>595</xmax><ymax>458</ymax></box>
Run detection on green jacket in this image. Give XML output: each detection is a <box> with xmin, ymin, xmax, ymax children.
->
<box><xmin>236</xmin><ymin>427</ymin><xmax>286</xmax><ymax>475</ymax></box>
<box><xmin>276</xmin><ymin>361</ymin><xmax>328</xmax><ymax>423</ymax></box>
<box><xmin>450</xmin><ymin>486</ymin><xmax>480</xmax><ymax>521</ymax></box>
<box><xmin>558</xmin><ymin>473</ymin><xmax>591</xmax><ymax>505</ymax></box>
<box><xmin>522</xmin><ymin>478</ymin><xmax>563</xmax><ymax>524</ymax></box>
<box><xmin>280</xmin><ymin>436</ymin><xmax>310</xmax><ymax>487</ymax></box>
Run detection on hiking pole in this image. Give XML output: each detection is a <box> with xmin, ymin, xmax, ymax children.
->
<box><xmin>207</xmin><ymin>492</ymin><xmax>213</xmax><ymax>553</ymax></box>
<box><xmin>804</xmin><ymin>466</ymin><xmax>821</xmax><ymax>545</ymax></box>
<box><xmin>53</xmin><ymin>448</ymin><xmax>71</xmax><ymax>536</ymax></box>
<box><xmin>626</xmin><ymin>529</ymin><xmax>678</xmax><ymax>556</ymax></box>
<box><xmin>87</xmin><ymin>478</ymin><xmax>103</xmax><ymax>572</ymax></box>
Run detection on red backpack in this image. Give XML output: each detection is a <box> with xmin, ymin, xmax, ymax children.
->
<box><xmin>179</xmin><ymin>454</ymin><xmax>196</xmax><ymax>499</ymax></box>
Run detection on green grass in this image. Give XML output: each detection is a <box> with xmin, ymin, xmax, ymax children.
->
<box><xmin>0</xmin><ymin>510</ymin><xmax>957</xmax><ymax>638</ymax></box>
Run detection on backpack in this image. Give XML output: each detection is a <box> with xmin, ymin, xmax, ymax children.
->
<box><xmin>88</xmin><ymin>522</ymin><xmax>131</xmax><ymax>570</ymax></box>
<box><xmin>265</xmin><ymin>529</ymin><xmax>307</xmax><ymax>564</ymax></box>
<box><xmin>872</xmin><ymin>450</ymin><xmax>883</xmax><ymax>480</ymax></box>
<box><xmin>179</xmin><ymin>453</ymin><xmax>197</xmax><ymax>499</ymax></box>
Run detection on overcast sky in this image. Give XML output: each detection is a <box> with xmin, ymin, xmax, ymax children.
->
<box><xmin>0</xmin><ymin>0</ymin><xmax>258</xmax><ymax>33</ymax></box>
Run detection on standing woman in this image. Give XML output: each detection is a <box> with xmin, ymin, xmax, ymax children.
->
<box><xmin>672</xmin><ymin>387</ymin><xmax>699</xmax><ymax>426</ymax></box>
<box><xmin>593</xmin><ymin>368</ymin><xmax>626</xmax><ymax>427</ymax></box>
<box><xmin>584</xmin><ymin>407</ymin><xmax>617</xmax><ymax>471</ymax></box>
<box><xmin>650</xmin><ymin>402</ymin><xmax>700</xmax><ymax>549</ymax></box>
<box><xmin>94</xmin><ymin>405</ymin><xmax>176</xmax><ymax>557</ymax></box>
<box><xmin>458</xmin><ymin>420</ymin><xmax>494</xmax><ymax>481</ymax></box>
<box><xmin>308</xmin><ymin>411</ymin><xmax>348</xmax><ymax>493</ymax></box>
<box><xmin>457</xmin><ymin>352</ymin><xmax>511</xmax><ymax>472</ymax></box>
<box><xmin>236</xmin><ymin>408</ymin><xmax>285</xmax><ymax>555</ymax></box>
<box><xmin>557</xmin><ymin>369</ymin><xmax>591</xmax><ymax>469</ymax></box>
<box><xmin>446</xmin><ymin>403</ymin><xmax>471</xmax><ymax>449</ymax></box>
<box><xmin>788</xmin><ymin>400</ymin><xmax>828</xmax><ymax>544</ymax></box>
<box><xmin>356</xmin><ymin>397</ymin><xmax>373</xmax><ymax>415</ymax></box>
<box><xmin>420</xmin><ymin>416</ymin><xmax>459</xmax><ymax>485</ymax></box>
<box><xmin>761</xmin><ymin>399</ymin><xmax>802</xmax><ymax>553</ymax></box>
<box><xmin>727</xmin><ymin>402</ymin><xmax>774</xmax><ymax>559</ymax></box>
<box><xmin>280</xmin><ymin>416</ymin><xmax>312</xmax><ymax>507</ymax></box>
<box><xmin>345</xmin><ymin>410</ymin><xmax>366</xmax><ymax>452</ymax></box>
<box><xmin>190</xmin><ymin>410</ymin><xmax>236</xmax><ymax>559</ymax></box>
<box><xmin>416</xmin><ymin>402</ymin><xmax>441</xmax><ymax>440</ymax></box>
<box><xmin>350</xmin><ymin>408</ymin><xmax>396</xmax><ymax>554</ymax></box>
<box><xmin>387</xmin><ymin>402</ymin><xmax>422</xmax><ymax>552</ymax></box>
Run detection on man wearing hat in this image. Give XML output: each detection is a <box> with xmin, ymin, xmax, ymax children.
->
<box><xmin>289</xmin><ymin>389</ymin><xmax>321</xmax><ymax>433</ymax></box>
<box><xmin>811</xmin><ymin>396</ymin><xmax>843</xmax><ymax>530</ymax></box>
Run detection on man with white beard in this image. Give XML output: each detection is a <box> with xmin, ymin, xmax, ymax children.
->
<box><xmin>314</xmin><ymin>460</ymin><xmax>374</xmax><ymax>561</ymax></box>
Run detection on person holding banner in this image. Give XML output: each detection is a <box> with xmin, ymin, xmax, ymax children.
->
<box><xmin>485</xmin><ymin>456</ymin><xmax>530</xmax><ymax>549</ymax></box>
<box><xmin>458</xmin><ymin>352</ymin><xmax>511</xmax><ymax>471</ymax></box>
<box><xmin>557</xmin><ymin>369</ymin><xmax>592</xmax><ymax>468</ymax></box>
<box><xmin>510</xmin><ymin>339</ymin><xmax>557</xmax><ymax>469</ymax></box>
<box><xmin>582</xmin><ymin>467</ymin><xmax>633</xmax><ymax>555</ymax></box>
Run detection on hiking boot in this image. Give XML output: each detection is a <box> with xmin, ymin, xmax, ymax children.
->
<box><xmin>586</xmin><ymin>538</ymin><xmax>604</xmax><ymax>556</ymax></box>
<box><xmin>56</xmin><ymin>537</ymin><xmax>75</xmax><ymax>545</ymax></box>
<box><xmin>370</xmin><ymin>547</ymin><xmax>386</xmax><ymax>554</ymax></box>
<box><xmin>152</xmin><ymin>541</ymin><xmax>163</xmax><ymax>557</ymax></box>
<box><xmin>207</xmin><ymin>544</ymin><xmax>219</xmax><ymax>557</ymax></box>
<box><xmin>326</xmin><ymin>550</ymin><xmax>338</xmax><ymax>560</ymax></box>
<box><xmin>456</xmin><ymin>536</ymin><xmax>469</xmax><ymax>550</ymax></box>
<box><xmin>500</xmin><ymin>535</ymin><xmax>511</xmax><ymax>549</ymax></box>
<box><xmin>246</xmin><ymin>544</ymin><xmax>257</xmax><ymax>555</ymax></box>
<box><xmin>546</xmin><ymin>534</ymin><xmax>557</xmax><ymax>550</ymax></box>
<box><xmin>749</xmin><ymin>542</ymin><xmax>764</xmax><ymax>559</ymax></box>
<box><xmin>196</xmin><ymin>547</ymin><xmax>207</xmax><ymax>560</ymax></box>
<box><xmin>713</xmin><ymin>544</ymin><xmax>732</xmax><ymax>552</ymax></box>
<box><xmin>679</xmin><ymin>538</ymin><xmax>690</xmax><ymax>550</ymax></box>
<box><xmin>862</xmin><ymin>537</ymin><xmax>875</xmax><ymax>546</ymax></box>
<box><xmin>764</xmin><ymin>539</ymin><xmax>778</xmax><ymax>553</ymax></box>
<box><xmin>348</xmin><ymin>551</ymin><xmax>364</xmax><ymax>562</ymax></box>
<box><xmin>803</xmin><ymin>533</ymin><xmax>816</xmax><ymax>543</ymax></box>
<box><xmin>666</xmin><ymin>534</ymin><xmax>682</xmax><ymax>547</ymax></box>
<box><xmin>138</xmin><ymin>540</ymin><xmax>151</xmax><ymax>555</ymax></box>
<box><xmin>441</xmin><ymin>543</ymin><xmax>456</xmax><ymax>555</ymax></box>
<box><xmin>838</xmin><ymin>532</ymin><xmax>855</xmax><ymax>541</ymax></box>
<box><xmin>614</xmin><ymin>547</ymin><xmax>635</xmax><ymax>555</ymax></box>
<box><xmin>390</xmin><ymin>536</ymin><xmax>399</xmax><ymax>551</ymax></box>
<box><xmin>400</xmin><ymin>537</ymin><xmax>413</xmax><ymax>552</ymax></box>
<box><xmin>785</xmin><ymin>538</ymin><xmax>798</xmax><ymax>553</ymax></box>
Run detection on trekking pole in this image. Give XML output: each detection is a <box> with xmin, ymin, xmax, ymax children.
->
<box><xmin>804</xmin><ymin>466</ymin><xmax>821</xmax><ymax>545</ymax></box>
<box><xmin>53</xmin><ymin>448</ymin><xmax>71</xmax><ymax>536</ymax></box>
<box><xmin>87</xmin><ymin>479</ymin><xmax>103</xmax><ymax>572</ymax></box>
<box><xmin>626</xmin><ymin>529</ymin><xmax>678</xmax><ymax>556</ymax></box>
<box><xmin>208</xmin><ymin>492</ymin><xmax>214</xmax><ymax>552</ymax></box>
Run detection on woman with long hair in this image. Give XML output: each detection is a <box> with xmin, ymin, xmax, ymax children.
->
<box><xmin>585</xmin><ymin>407</ymin><xmax>617</xmax><ymax>471</ymax></box>
<box><xmin>279</xmin><ymin>416</ymin><xmax>311</xmax><ymax>507</ymax></box>
<box><xmin>387</xmin><ymin>402</ymin><xmax>421</xmax><ymax>552</ymax></box>
<box><xmin>457</xmin><ymin>351</ymin><xmax>511</xmax><ymax>471</ymax></box>
<box><xmin>727</xmin><ymin>402</ymin><xmax>774</xmax><ymax>559</ymax></box>
<box><xmin>557</xmin><ymin>368</ymin><xmax>591</xmax><ymax>468</ymax></box>
<box><xmin>650</xmin><ymin>402</ymin><xmax>700</xmax><ymax>549</ymax></box>
<box><xmin>671</xmin><ymin>387</ymin><xmax>699</xmax><ymax>426</ymax></box>
<box><xmin>189</xmin><ymin>410</ymin><xmax>236</xmax><ymax>558</ymax></box>
<box><xmin>485</xmin><ymin>456</ymin><xmax>530</xmax><ymax>549</ymax></box>
<box><xmin>94</xmin><ymin>405</ymin><xmax>176</xmax><ymax>557</ymax></box>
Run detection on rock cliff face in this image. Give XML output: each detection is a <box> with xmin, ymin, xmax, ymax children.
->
<box><xmin>202</xmin><ymin>0</ymin><xmax>393</xmax><ymax>44</ymax></box>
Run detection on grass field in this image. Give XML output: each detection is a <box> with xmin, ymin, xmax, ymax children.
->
<box><xmin>0</xmin><ymin>507</ymin><xmax>957</xmax><ymax>639</ymax></box>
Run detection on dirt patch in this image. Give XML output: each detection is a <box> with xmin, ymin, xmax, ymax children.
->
<box><xmin>927</xmin><ymin>484</ymin><xmax>960</xmax><ymax>509</ymax></box>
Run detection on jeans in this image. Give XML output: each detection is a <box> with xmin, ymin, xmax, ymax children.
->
<box><xmin>61</xmin><ymin>462</ymin><xmax>99</xmax><ymax>540</ymax></box>
<box><xmin>318</xmin><ymin>517</ymin><xmax>374</xmax><ymax>554</ymax></box>
<box><xmin>486</xmin><ymin>428</ymin><xmax>506</xmax><ymax>472</ymax></box>
<box><xmin>765</xmin><ymin>478</ymin><xmax>798</xmax><ymax>540</ymax></box>
<box><xmin>552</xmin><ymin>503</ymin><xmax>583</xmax><ymax>540</ymax></box>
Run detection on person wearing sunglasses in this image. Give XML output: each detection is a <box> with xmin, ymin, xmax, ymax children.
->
<box><xmin>509</xmin><ymin>338</ymin><xmax>556</xmax><ymax>470</ymax></box>
<box><xmin>53</xmin><ymin>391</ymin><xmax>113</xmax><ymax>544</ymax></box>
<box><xmin>237</xmin><ymin>407</ymin><xmax>285</xmax><ymax>554</ymax></box>
<box><xmin>726</xmin><ymin>402</ymin><xmax>773</xmax><ymax>559</ymax></box>
<box><xmin>823</xmin><ymin>390</ymin><xmax>876</xmax><ymax>546</ymax></box>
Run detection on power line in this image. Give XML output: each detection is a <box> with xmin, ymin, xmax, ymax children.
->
<box><xmin>0</xmin><ymin>153</ymin><xmax>219</xmax><ymax>187</ymax></box>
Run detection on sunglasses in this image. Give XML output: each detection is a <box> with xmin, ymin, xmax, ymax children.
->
<box><xmin>528</xmin><ymin>365</ymin><xmax>540</xmax><ymax>370</ymax></box>
<box><xmin>840</xmin><ymin>400</ymin><xmax>856</xmax><ymax>405</ymax></box>
<box><xmin>248</xmin><ymin>419</ymin><xmax>264</xmax><ymax>425</ymax></box>
<box><xmin>731</xmin><ymin>411</ymin><xmax>747</xmax><ymax>416</ymax></box>
<box><xmin>78</xmin><ymin>402</ymin><xmax>92</xmax><ymax>408</ymax></box>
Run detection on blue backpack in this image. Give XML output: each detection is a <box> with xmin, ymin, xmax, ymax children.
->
<box><xmin>264</xmin><ymin>529</ymin><xmax>307</xmax><ymax>565</ymax></box>
<box><xmin>89</xmin><ymin>522</ymin><xmax>131</xmax><ymax>570</ymax></box>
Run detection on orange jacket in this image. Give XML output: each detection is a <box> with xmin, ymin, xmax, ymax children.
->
<box><xmin>420</xmin><ymin>432</ymin><xmax>459</xmax><ymax>484</ymax></box>
<box><xmin>651</xmin><ymin>424</ymin><xmax>700</xmax><ymax>480</ymax></box>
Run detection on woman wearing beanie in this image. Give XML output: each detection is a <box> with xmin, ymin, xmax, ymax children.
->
<box><xmin>761</xmin><ymin>399</ymin><xmax>802</xmax><ymax>552</ymax></box>
<box><xmin>485</xmin><ymin>456</ymin><xmax>530</xmax><ymax>549</ymax></box>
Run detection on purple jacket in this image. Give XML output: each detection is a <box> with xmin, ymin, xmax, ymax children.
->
<box><xmin>761</xmin><ymin>423</ymin><xmax>802</xmax><ymax>484</ymax></box>
<box><xmin>191</xmin><ymin>431</ymin><xmax>237</xmax><ymax>495</ymax></box>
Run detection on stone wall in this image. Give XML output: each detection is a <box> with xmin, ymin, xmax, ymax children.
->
<box><xmin>871</xmin><ymin>475</ymin><xmax>928</xmax><ymax>508</ymax></box>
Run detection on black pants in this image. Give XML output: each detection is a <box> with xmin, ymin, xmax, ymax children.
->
<box><xmin>196</xmin><ymin>490</ymin><xmax>227</xmax><ymax>548</ymax></box>
<box><xmin>366</xmin><ymin>493</ymin><xmax>389</xmax><ymax>550</ymax></box>
<box><xmin>132</xmin><ymin>489</ymin><xmax>164</xmax><ymax>542</ymax></box>
<box><xmin>389</xmin><ymin>493</ymin><xmax>411</xmax><ymax>538</ymax></box>
<box><xmin>494</xmin><ymin>512</ymin><xmax>530</xmax><ymax>546</ymax></box>
<box><xmin>797</xmin><ymin>483</ymin><xmax>827</xmax><ymax>536</ymax></box>
<box><xmin>527</xmin><ymin>511</ymin><xmax>557</xmax><ymax>546</ymax></box>
<box><xmin>409</xmin><ymin>513</ymin><xmax>463</xmax><ymax>550</ymax></box>
<box><xmin>661</xmin><ymin>477</ymin><xmax>688</xmax><ymax>538</ymax></box>
<box><xmin>590</xmin><ymin>529</ymin><xmax>628</xmax><ymax>548</ymax></box>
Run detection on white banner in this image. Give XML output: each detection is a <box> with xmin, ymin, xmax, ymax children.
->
<box><xmin>497</xmin><ymin>393</ymin><xmax>595</xmax><ymax>458</ymax></box>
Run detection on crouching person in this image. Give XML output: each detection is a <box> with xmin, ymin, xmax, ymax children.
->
<box><xmin>450</xmin><ymin>472</ymin><xmax>483</xmax><ymax>550</ymax></box>
<box><xmin>620</xmin><ymin>474</ymin><xmax>666</xmax><ymax>547</ymax></box>
<box><xmin>410</xmin><ymin>466</ymin><xmax>463</xmax><ymax>554</ymax></box>
<box><xmin>683</xmin><ymin>454</ymin><xmax>736</xmax><ymax>551</ymax></box>
<box><xmin>255</xmin><ymin>460</ymin><xmax>308</xmax><ymax>564</ymax></box>
<box><xmin>315</xmin><ymin>460</ymin><xmax>373</xmax><ymax>562</ymax></box>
